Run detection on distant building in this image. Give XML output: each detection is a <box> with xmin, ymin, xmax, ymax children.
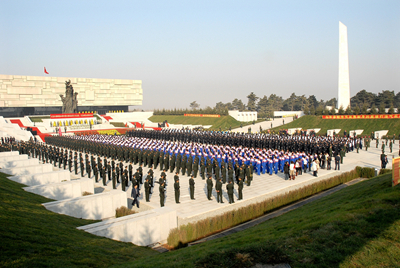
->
<box><xmin>228</xmin><ymin>110</ymin><xmax>257</xmax><ymax>122</ymax></box>
<box><xmin>0</xmin><ymin>74</ymin><xmax>143</xmax><ymax>117</ymax></box>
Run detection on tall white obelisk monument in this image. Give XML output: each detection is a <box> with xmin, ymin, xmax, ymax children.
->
<box><xmin>337</xmin><ymin>21</ymin><xmax>350</xmax><ymax>109</ymax></box>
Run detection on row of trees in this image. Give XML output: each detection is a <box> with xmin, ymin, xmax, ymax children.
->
<box><xmin>154</xmin><ymin>90</ymin><xmax>399</xmax><ymax>117</ymax></box>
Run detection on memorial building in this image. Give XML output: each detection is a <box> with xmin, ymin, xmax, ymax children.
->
<box><xmin>0</xmin><ymin>74</ymin><xmax>143</xmax><ymax>117</ymax></box>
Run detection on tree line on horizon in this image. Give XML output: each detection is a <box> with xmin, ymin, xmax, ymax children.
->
<box><xmin>153</xmin><ymin>89</ymin><xmax>400</xmax><ymax>118</ymax></box>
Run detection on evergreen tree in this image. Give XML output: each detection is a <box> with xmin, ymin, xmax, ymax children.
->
<box><xmin>338</xmin><ymin>105</ymin><xmax>345</xmax><ymax>115</ymax></box>
<box><xmin>353</xmin><ymin>105</ymin><xmax>360</xmax><ymax>115</ymax></box>
<box><xmin>246</xmin><ymin>92</ymin><xmax>259</xmax><ymax>111</ymax></box>
<box><xmin>370</xmin><ymin>104</ymin><xmax>378</xmax><ymax>114</ymax></box>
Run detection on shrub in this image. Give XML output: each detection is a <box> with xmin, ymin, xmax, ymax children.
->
<box><xmin>379</xmin><ymin>168</ymin><xmax>391</xmax><ymax>175</ymax></box>
<box><xmin>115</xmin><ymin>206</ymin><xmax>136</xmax><ymax>218</ymax></box>
<box><xmin>359</xmin><ymin>167</ymin><xmax>376</xmax><ymax>178</ymax></box>
<box><xmin>82</xmin><ymin>191</ymin><xmax>93</xmax><ymax>196</ymax></box>
<box><xmin>167</xmin><ymin>168</ymin><xmax>366</xmax><ymax>248</ymax></box>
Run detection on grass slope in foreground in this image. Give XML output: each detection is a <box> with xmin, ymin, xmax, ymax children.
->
<box><xmin>0</xmin><ymin>172</ymin><xmax>157</xmax><ymax>268</ymax></box>
<box><xmin>120</xmin><ymin>173</ymin><xmax>400</xmax><ymax>268</ymax></box>
<box><xmin>271</xmin><ymin>115</ymin><xmax>400</xmax><ymax>137</ymax></box>
<box><xmin>149</xmin><ymin>115</ymin><xmax>256</xmax><ymax>130</ymax></box>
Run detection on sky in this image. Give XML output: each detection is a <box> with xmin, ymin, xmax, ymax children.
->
<box><xmin>0</xmin><ymin>0</ymin><xmax>399</xmax><ymax>110</ymax></box>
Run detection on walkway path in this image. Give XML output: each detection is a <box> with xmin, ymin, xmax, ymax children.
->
<box><xmin>232</xmin><ymin>117</ymin><xmax>294</xmax><ymax>133</ymax></box>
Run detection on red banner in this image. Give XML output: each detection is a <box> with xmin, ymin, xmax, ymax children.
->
<box><xmin>322</xmin><ymin>114</ymin><xmax>400</xmax><ymax>119</ymax></box>
<box><xmin>393</xmin><ymin>157</ymin><xmax>400</xmax><ymax>187</ymax></box>
<box><xmin>50</xmin><ymin>113</ymin><xmax>94</xmax><ymax>119</ymax></box>
<box><xmin>184</xmin><ymin>114</ymin><xmax>220</xmax><ymax>118</ymax></box>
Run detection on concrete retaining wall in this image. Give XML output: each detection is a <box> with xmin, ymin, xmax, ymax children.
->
<box><xmin>77</xmin><ymin>207</ymin><xmax>177</xmax><ymax>246</ymax></box>
<box><xmin>327</xmin><ymin>129</ymin><xmax>341</xmax><ymax>137</ymax></box>
<box><xmin>0</xmin><ymin>158</ymin><xmax>39</xmax><ymax>168</ymax></box>
<box><xmin>2</xmin><ymin>164</ymin><xmax>53</xmax><ymax>176</ymax></box>
<box><xmin>375</xmin><ymin>130</ymin><xmax>388</xmax><ymax>139</ymax></box>
<box><xmin>43</xmin><ymin>190</ymin><xmax>127</xmax><ymax>220</ymax></box>
<box><xmin>7</xmin><ymin>170</ymin><xmax>70</xmax><ymax>186</ymax></box>
<box><xmin>0</xmin><ymin>151</ymin><xmax>19</xmax><ymax>157</ymax></box>
<box><xmin>24</xmin><ymin>178</ymin><xmax>94</xmax><ymax>200</ymax></box>
<box><xmin>0</xmin><ymin>154</ymin><xmax>28</xmax><ymax>162</ymax></box>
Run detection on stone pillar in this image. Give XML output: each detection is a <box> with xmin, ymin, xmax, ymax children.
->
<box><xmin>337</xmin><ymin>21</ymin><xmax>350</xmax><ymax>109</ymax></box>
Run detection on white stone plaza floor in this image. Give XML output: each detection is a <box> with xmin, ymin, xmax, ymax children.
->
<box><xmin>64</xmin><ymin>141</ymin><xmax>397</xmax><ymax>227</ymax></box>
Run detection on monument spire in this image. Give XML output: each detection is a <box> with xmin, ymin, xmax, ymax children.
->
<box><xmin>337</xmin><ymin>21</ymin><xmax>350</xmax><ymax>109</ymax></box>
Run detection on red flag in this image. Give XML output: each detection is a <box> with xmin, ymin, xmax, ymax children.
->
<box><xmin>44</xmin><ymin>67</ymin><xmax>49</xmax><ymax>74</ymax></box>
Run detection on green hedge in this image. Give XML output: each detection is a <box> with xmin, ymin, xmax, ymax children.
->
<box><xmin>167</xmin><ymin>167</ymin><xmax>376</xmax><ymax>248</ymax></box>
<box><xmin>379</xmin><ymin>168</ymin><xmax>392</xmax><ymax>175</ymax></box>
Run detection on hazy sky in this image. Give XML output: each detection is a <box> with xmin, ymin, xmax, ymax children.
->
<box><xmin>1</xmin><ymin>0</ymin><xmax>399</xmax><ymax>110</ymax></box>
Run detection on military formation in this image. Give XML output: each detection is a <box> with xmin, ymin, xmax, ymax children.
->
<box><xmin>2</xmin><ymin>129</ymin><xmax>397</xmax><ymax>208</ymax></box>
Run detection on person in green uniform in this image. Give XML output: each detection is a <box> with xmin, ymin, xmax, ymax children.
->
<box><xmin>206</xmin><ymin>176</ymin><xmax>213</xmax><ymax>200</ymax></box>
<box><xmin>170</xmin><ymin>155</ymin><xmax>175</xmax><ymax>173</ymax></box>
<box><xmin>221</xmin><ymin>164</ymin><xmax>227</xmax><ymax>183</ymax></box>
<box><xmin>144</xmin><ymin>177</ymin><xmax>150</xmax><ymax>202</ymax></box>
<box><xmin>189</xmin><ymin>175</ymin><xmax>195</xmax><ymax>200</ymax></box>
<box><xmin>112</xmin><ymin>168</ymin><xmax>117</xmax><ymax>189</ymax></box>
<box><xmin>186</xmin><ymin>160</ymin><xmax>192</xmax><ymax>177</ymax></box>
<box><xmin>216</xmin><ymin>178</ymin><xmax>223</xmax><ymax>203</ymax></box>
<box><xmin>193</xmin><ymin>160</ymin><xmax>198</xmax><ymax>178</ymax></box>
<box><xmin>159</xmin><ymin>182</ymin><xmax>165</xmax><ymax>207</ymax></box>
<box><xmin>129</xmin><ymin>162</ymin><xmax>133</xmax><ymax>182</ymax></box>
<box><xmin>226</xmin><ymin>180</ymin><xmax>234</xmax><ymax>204</ymax></box>
<box><xmin>102</xmin><ymin>166</ymin><xmax>107</xmax><ymax>186</ymax></box>
<box><xmin>74</xmin><ymin>157</ymin><xmax>78</xmax><ymax>175</ymax></box>
<box><xmin>94</xmin><ymin>164</ymin><xmax>98</xmax><ymax>183</ymax></box>
<box><xmin>116</xmin><ymin>165</ymin><xmax>120</xmax><ymax>183</ymax></box>
<box><xmin>86</xmin><ymin>160</ymin><xmax>91</xmax><ymax>178</ymax></box>
<box><xmin>122</xmin><ymin>171</ymin><xmax>127</xmax><ymax>191</ymax></box>
<box><xmin>200</xmin><ymin>162</ymin><xmax>206</xmax><ymax>180</ymax></box>
<box><xmin>138</xmin><ymin>164</ymin><xmax>143</xmax><ymax>184</ymax></box>
<box><xmin>68</xmin><ymin>156</ymin><xmax>72</xmax><ymax>172</ymax></box>
<box><xmin>340</xmin><ymin>149</ymin><xmax>345</xmax><ymax>164</ymax></box>
<box><xmin>80</xmin><ymin>160</ymin><xmax>85</xmax><ymax>177</ymax></box>
<box><xmin>238</xmin><ymin>177</ymin><xmax>244</xmax><ymax>200</ymax></box>
<box><xmin>174</xmin><ymin>179</ymin><xmax>180</xmax><ymax>203</ymax></box>
<box><xmin>389</xmin><ymin>140</ymin><xmax>393</xmax><ymax>153</ymax></box>
<box><xmin>228</xmin><ymin>166</ymin><xmax>234</xmax><ymax>183</ymax></box>
<box><xmin>381</xmin><ymin>141</ymin><xmax>385</xmax><ymax>153</ymax></box>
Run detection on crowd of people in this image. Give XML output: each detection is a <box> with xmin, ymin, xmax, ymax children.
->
<box><xmin>0</xmin><ymin>129</ymin><xmax>380</xmax><ymax>207</ymax></box>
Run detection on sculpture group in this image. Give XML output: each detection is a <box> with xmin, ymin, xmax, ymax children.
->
<box><xmin>60</xmin><ymin>80</ymin><xmax>78</xmax><ymax>113</ymax></box>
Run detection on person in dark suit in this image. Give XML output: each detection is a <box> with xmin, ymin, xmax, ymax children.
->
<box><xmin>334</xmin><ymin>154</ymin><xmax>340</xmax><ymax>170</ymax></box>
<box><xmin>131</xmin><ymin>184</ymin><xmax>140</xmax><ymax>208</ymax></box>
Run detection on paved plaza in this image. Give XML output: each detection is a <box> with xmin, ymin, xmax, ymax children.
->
<box><xmin>63</xmin><ymin>140</ymin><xmax>397</xmax><ymax>227</ymax></box>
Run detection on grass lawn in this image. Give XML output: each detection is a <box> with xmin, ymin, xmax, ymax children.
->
<box><xmin>118</xmin><ymin>173</ymin><xmax>400</xmax><ymax>268</ymax></box>
<box><xmin>149</xmin><ymin>115</ymin><xmax>263</xmax><ymax>130</ymax></box>
<box><xmin>0</xmin><ymin>172</ymin><xmax>157</xmax><ymax>268</ymax></box>
<box><xmin>272</xmin><ymin>115</ymin><xmax>400</xmax><ymax>137</ymax></box>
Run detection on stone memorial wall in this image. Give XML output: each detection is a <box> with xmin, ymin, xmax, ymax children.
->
<box><xmin>0</xmin><ymin>74</ymin><xmax>142</xmax><ymax>109</ymax></box>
